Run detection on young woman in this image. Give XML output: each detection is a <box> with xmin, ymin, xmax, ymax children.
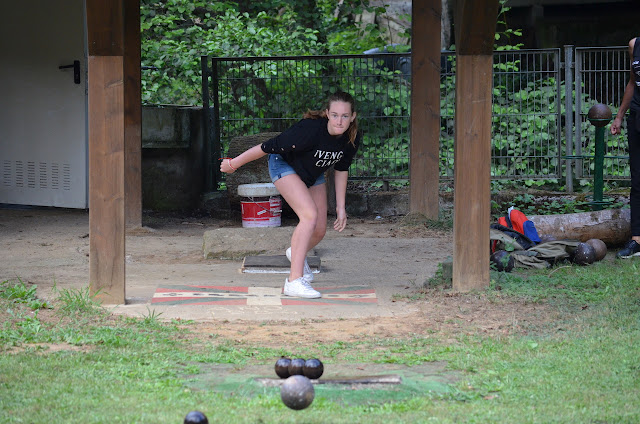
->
<box><xmin>611</xmin><ymin>37</ymin><xmax>640</xmax><ymax>258</ymax></box>
<box><xmin>220</xmin><ymin>91</ymin><xmax>361</xmax><ymax>298</ymax></box>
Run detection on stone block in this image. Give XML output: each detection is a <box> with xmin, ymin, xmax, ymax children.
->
<box><xmin>203</xmin><ymin>226</ymin><xmax>294</xmax><ymax>260</ymax></box>
<box><xmin>367</xmin><ymin>191</ymin><xmax>409</xmax><ymax>216</ymax></box>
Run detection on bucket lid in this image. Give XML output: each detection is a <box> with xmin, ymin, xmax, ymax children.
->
<box><xmin>237</xmin><ymin>183</ymin><xmax>280</xmax><ymax>197</ymax></box>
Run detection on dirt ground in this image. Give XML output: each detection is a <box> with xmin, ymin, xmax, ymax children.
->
<box><xmin>0</xmin><ymin>207</ymin><xmax>556</xmax><ymax>346</ymax></box>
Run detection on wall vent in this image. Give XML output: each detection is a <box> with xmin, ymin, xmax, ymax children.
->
<box><xmin>1</xmin><ymin>160</ymin><xmax>72</xmax><ymax>190</ymax></box>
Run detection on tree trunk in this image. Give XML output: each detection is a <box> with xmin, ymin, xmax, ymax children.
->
<box><xmin>529</xmin><ymin>209</ymin><xmax>631</xmax><ymax>246</ymax></box>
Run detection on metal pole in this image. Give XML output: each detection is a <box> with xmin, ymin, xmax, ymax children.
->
<box><xmin>563</xmin><ymin>45</ymin><xmax>574</xmax><ymax>193</ymax></box>
<box><xmin>211</xmin><ymin>57</ymin><xmax>222</xmax><ymax>189</ymax></box>
<box><xmin>587</xmin><ymin>103</ymin><xmax>612</xmax><ymax>211</ymax></box>
<box><xmin>592</xmin><ymin>125</ymin><xmax>605</xmax><ymax>210</ymax></box>
<box><xmin>574</xmin><ymin>48</ymin><xmax>583</xmax><ymax>180</ymax></box>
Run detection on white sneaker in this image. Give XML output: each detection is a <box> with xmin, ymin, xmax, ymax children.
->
<box><xmin>283</xmin><ymin>277</ymin><xmax>322</xmax><ymax>298</ymax></box>
<box><xmin>285</xmin><ymin>247</ymin><xmax>314</xmax><ymax>282</ymax></box>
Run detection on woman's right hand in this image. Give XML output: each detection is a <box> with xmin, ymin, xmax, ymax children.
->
<box><xmin>611</xmin><ymin>117</ymin><xmax>623</xmax><ymax>135</ymax></box>
<box><xmin>220</xmin><ymin>158</ymin><xmax>237</xmax><ymax>174</ymax></box>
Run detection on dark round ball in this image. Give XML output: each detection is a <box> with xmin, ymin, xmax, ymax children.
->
<box><xmin>573</xmin><ymin>242</ymin><xmax>596</xmax><ymax>265</ymax></box>
<box><xmin>490</xmin><ymin>250</ymin><xmax>514</xmax><ymax>272</ymax></box>
<box><xmin>280</xmin><ymin>375</ymin><xmax>315</xmax><ymax>410</ymax></box>
<box><xmin>587</xmin><ymin>103</ymin><xmax>612</xmax><ymax>125</ymax></box>
<box><xmin>585</xmin><ymin>238</ymin><xmax>607</xmax><ymax>261</ymax></box>
<box><xmin>275</xmin><ymin>357</ymin><xmax>292</xmax><ymax>379</ymax></box>
<box><xmin>303</xmin><ymin>358</ymin><xmax>324</xmax><ymax>380</ymax></box>
<box><xmin>288</xmin><ymin>358</ymin><xmax>305</xmax><ymax>376</ymax></box>
<box><xmin>184</xmin><ymin>411</ymin><xmax>208</xmax><ymax>424</ymax></box>
<box><xmin>539</xmin><ymin>234</ymin><xmax>558</xmax><ymax>243</ymax></box>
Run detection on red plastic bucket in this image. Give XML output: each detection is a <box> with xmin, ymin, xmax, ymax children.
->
<box><xmin>237</xmin><ymin>183</ymin><xmax>282</xmax><ymax>228</ymax></box>
<box><xmin>240</xmin><ymin>196</ymin><xmax>282</xmax><ymax>228</ymax></box>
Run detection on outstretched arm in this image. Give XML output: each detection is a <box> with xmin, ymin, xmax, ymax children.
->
<box><xmin>220</xmin><ymin>144</ymin><xmax>267</xmax><ymax>173</ymax></box>
<box><xmin>334</xmin><ymin>170</ymin><xmax>349</xmax><ymax>232</ymax></box>
<box><xmin>611</xmin><ymin>39</ymin><xmax>636</xmax><ymax>135</ymax></box>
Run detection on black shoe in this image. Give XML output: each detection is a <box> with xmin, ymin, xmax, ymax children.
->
<box><xmin>616</xmin><ymin>240</ymin><xmax>640</xmax><ymax>259</ymax></box>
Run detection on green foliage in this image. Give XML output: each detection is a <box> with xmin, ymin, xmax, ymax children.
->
<box><xmin>0</xmin><ymin>279</ymin><xmax>50</xmax><ymax>310</ymax></box>
<box><xmin>53</xmin><ymin>284</ymin><xmax>103</xmax><ymax>317</ymax></box>
<box><xmin>140</xmin><ymin>0</ymin><xmax>388</xmax><ymax>105</ymax></box>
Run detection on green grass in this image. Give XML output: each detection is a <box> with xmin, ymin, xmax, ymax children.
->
<box><xmin>1</xmin><ymin>260</ymin><xmax>639</xmax><ymax>423</ymax></box>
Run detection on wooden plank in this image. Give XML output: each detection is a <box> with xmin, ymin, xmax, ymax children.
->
<box><xmin>454</xmin><ymin>0</ymin><xmax>500</xmax><ymax>55</ymax></box>
<box><xmin>124</xmin><ymin>0</ymin><xmax>142</xmax><ymax>227</ymax></box>
<box><xmin>452</xmin><ymin>55</ymin><xmax>493</xmax><ymax>292</ymax></box>
<box><xmin>88</xmin><ymin>55</ymin><xmax>126</xmax><ymax>304</ymax></box>
<box><xmin>409</xmin><ymin>0</ymin><xmax>441</xmax><ymax>219</ymax></box>
<box><xmin>86</xmin><ymin>0</ymin><xmax>124</xmax><ymax>56</ymax></box>
<box><xmin>257</xmin><ymin>375</ymin><xmax>402</xmax><ymax>387</ymax></box>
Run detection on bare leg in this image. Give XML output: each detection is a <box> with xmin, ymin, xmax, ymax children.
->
<box><xmin>274</xmin><ymin>174</ymin><xmax>318</xmax><ymax>281</ymax></box>
<box><xmin>307</xmin><ymin>182</ymin><xmax>328</xmax><ymax>252</ymax></box>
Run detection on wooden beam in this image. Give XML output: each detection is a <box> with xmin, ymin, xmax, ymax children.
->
<box><xmin>124</xmin><ymin>0</ymin><xmax>142</xmax><ymax>227</ymax></box>
<box><xmin>88</xmin><ymin>55</ymin><xmax>126</xmax><ymax>304</ymax></box>
<box><xmin>452</xmin><ymin>54</ymin><xmax>493</xmax><ymax>292</ymax></box>
<box><xmin>86</xmin><ymin>0</ymin><xmax>124</xmax><ymax>56</ymax></box>
<box><xmin>409</xmin><ymin>0</ymin><xmax>441</xmax><ymax>218</ymax></box>
<box><xmin>451</xmin><ymin>0</ymin><xmax>499</xmax><ymax>292</ymax></box>
<box><xmin>87</xmin><ymin>0</ymin><xmax>126</xmax><ymax>304</ymax></box>
<box><xmin>454</xmin><ymin>0</ymin><xmax>500</xmax><ymax>55</ymax></box>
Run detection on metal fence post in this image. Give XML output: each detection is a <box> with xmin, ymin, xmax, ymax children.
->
<box><xmin>564</xmin><ymin>45</ymin><xmax>574</xmax><ymax>193</ymax></box>
<box><xmin>201</xmin><ymin>56</ymin><xmax>213</xmax><ymax>191</ymax></box>
<box><xmin>211</xmin><ymin>57</ymin><xmax>221</xmax><ymax>188</ymax></box>
<box><xmin>574</xmin><ymin>47</ymin><xmax>584</xmax><ymax>180</ymax></box>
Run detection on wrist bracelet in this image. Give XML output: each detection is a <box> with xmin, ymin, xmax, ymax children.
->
<box><xmin>222</xmin><ymin>157</ymin><xmax>237</xmax><ymax>171</ymax></box>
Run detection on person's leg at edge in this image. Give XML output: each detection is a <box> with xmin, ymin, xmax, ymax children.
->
<box><xmin>629</xmin><ymin>112</ymin><xmax>640</xmax><ymax>244</ymax></box>
<box><xmin>273</xmin><ymin>174</ymin><xmax>318</xmax><ymax>281</ymax></box>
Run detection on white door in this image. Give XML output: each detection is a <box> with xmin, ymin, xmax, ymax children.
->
<box><xmin>0</xmin><ymin>1</ymin><xmax>87</xmax><ymax>208</ymax></box>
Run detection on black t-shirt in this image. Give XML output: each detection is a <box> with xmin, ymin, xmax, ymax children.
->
<box><xmin>260</xmin><ymin>118</ymin><xmax>360</xmax><ymax>187</ymax></box>
<box><xmin>631</xmin><ymin>37</ymin><xmax>640</xmax><ymax>112</ymax></box>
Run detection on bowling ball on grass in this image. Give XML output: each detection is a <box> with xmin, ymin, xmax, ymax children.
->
<box><xmin>585</xmin><ymin>238</ymin><xmax>607</xmax><ymax>261</ymax></box>
<box><xmin>288</xmin><ymin>358</ymin><xmax>306</xmax><ymax>376</ymax></box>
<box><xmin>275</xmin><ymin>357</ymin><xmax>292</xmax><ymax>379</ymax></box>
<box><xmin>303</xmin><ymin>358</ymin><xmax>324</xmax><ymax>380</ymax></box>
<box><xmin>490</xmin><ymin>250</ymin><xmax>515</xmax><ymax>272</ymax></box>
<box><xmin>184</xmin><ymin>411</ymin><xmax>208</xmax><ymax>424</ymax></box>
<box><xmin>280</xmin><ymin>375</ymin><xmax>315</xmax><ymax>410</ymax></box>
<box><xmin>573</xmin><ymin>242</ymin><xmax>596</xmax><ymax>265</ymax></box>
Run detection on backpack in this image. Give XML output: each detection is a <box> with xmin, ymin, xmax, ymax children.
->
<box><xmin>498</xmin><ymin>207</ymin><xmax>541</xmax><ymax>244</ymax></box>
<box><xmin>491</xmin><ymin>207</ymin><xmax>541</xmax><ymax>253</ymax></box>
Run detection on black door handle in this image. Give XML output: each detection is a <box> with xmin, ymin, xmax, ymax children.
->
<box><xmin>59</xmin><ymin>60</ymin><xmax>81</xmax><ymax>84</ymax></box>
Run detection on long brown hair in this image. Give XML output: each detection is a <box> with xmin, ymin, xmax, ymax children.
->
<box><xmin>303</xmin><ymin>91</ymin><xmax>358</xmax><ymax>146</ymax></box>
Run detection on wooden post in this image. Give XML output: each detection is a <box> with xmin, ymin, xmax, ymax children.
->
<box><xmin>409</xmin><ymin>0</ymin><xmax>441</xmax><ymax>219</ymax></box>
<box><xmin>452</xmin><ymin>0</ymin><xmax>499</xmax><ymax>292</ymax></box>
<box><xmin>124</xmin><ymin>0</ymin><xmax>142</xmax><ymax>228</ymax></box>
<box><xmin>87</xmin><ymin>0</ymin><xmax>126</xmax><ymax>304</ymax></box>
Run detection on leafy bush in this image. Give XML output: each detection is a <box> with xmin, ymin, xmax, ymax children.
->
<box><xmin>141</xmin><ymin>0</ymin><xmax>387</xmax><ymax>105</ymax></box>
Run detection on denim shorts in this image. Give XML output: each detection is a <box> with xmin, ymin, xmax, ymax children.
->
<box><xmin>268</xmin><ymin>154</ymin><xmax>325</xmax><ymax>186</ymax></box>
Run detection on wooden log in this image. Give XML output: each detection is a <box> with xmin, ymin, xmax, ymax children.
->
<box><xmin>529</xmin><ymin>209</ymin><xmax>631</xmax><ymax>246</ymax></box>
